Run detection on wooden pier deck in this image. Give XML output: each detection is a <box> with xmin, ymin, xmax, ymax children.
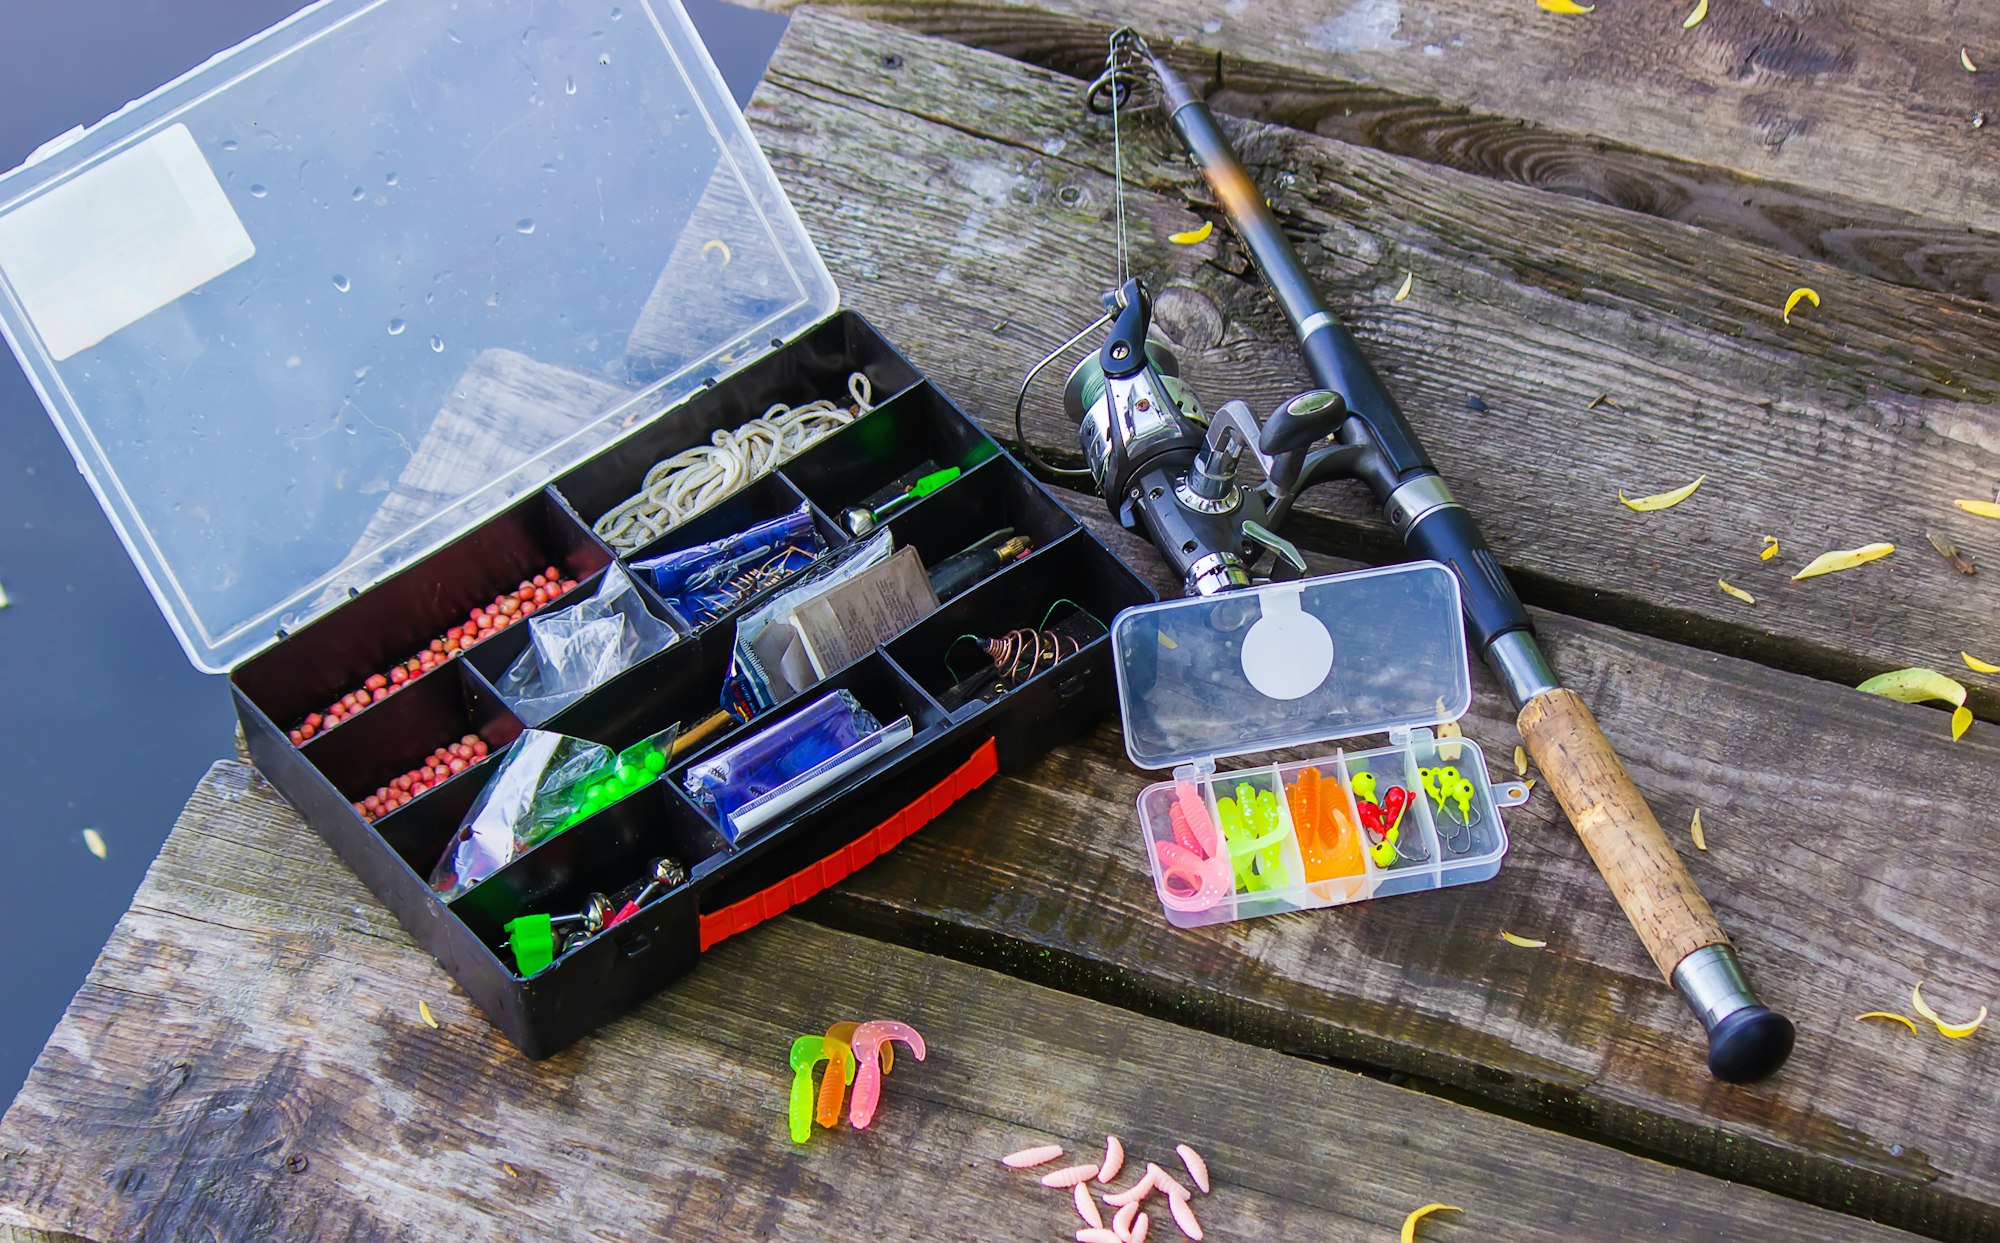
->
<box><xmin>4</xmin><ymin>5</ymin><xmax>1997</xmax><ymax>1239</ymax></box>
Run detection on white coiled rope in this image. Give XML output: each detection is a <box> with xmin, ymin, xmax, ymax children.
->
<box><xmin>594</xmin><ymin>371</ymin><xmax>876</xmax><ymax>554</ymax></box>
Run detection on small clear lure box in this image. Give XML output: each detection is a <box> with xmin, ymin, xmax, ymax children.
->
<box><xmin>1111</xmin><ymin>561</ymin><xmax>1521</xmax><ymax>929</ymax></box>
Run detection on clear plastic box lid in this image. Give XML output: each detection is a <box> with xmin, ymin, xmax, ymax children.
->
<box><xmin>1111</xmin><ymin>561</ymin><xmax>1472</xmax><ymax>770</ymax></box>
<box><xmin>0</xmin><ymin>0</ymin><xmax>838</xmax><ymax>672</ymax></box>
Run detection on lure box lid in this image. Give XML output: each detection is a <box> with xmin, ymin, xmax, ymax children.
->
<box><xmin>1110</xmin><ymin>561</ymin><xmax>1472</xmax><ymax>771</ymax></box>
<box><xmin>0</xmin><ymin>0</ymin><xmax>836</xmax><ymax>672</ymax></box>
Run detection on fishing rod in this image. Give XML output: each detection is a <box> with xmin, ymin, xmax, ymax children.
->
<box><xmin>1019</xmin><ymin>29</ymin><xmax>1793</xmax><ymax>1082</ymax></box>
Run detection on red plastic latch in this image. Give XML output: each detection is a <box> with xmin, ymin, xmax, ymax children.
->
<box><xmin>696</xmin><ymin>738</ymin><xmax>999</xmax><ymax>953</ymax></box>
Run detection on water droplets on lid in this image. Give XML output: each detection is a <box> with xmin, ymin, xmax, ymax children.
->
<box><xmin>350</xmin><ymin>186</ymin><xmax>366</xmax><ymax>201</ymax></box>
<box><xmin>515</xmin><ymin>218</ymin><xmax>536</xmax><ymax>234</ymax></box>
<box><xmin>332</xmin><ymin>274</ymin><xmax>351</xmax><ymax>293</ymax></box>
<box><xmin>385</xmin><ymin>171</ymin><xmax>399</xmax><ymax>186</ymax></box>
<box><xmin>249</xmin><ymin>184</ymin><xmax>268</xmax><ymax>198</ymax></box>
<box><xmin>430</xmin><ymin>335</ymin><xmax>444</xmax><ymax>352</ymax></box>
<box><xmin>387</xmin><ymin>317</ymin><xmax>407</xmax><ymax>336</ymax></box>
<box><xmin>564</xmin><ymin>75</ymin><xmax>576</xmax><ymax>95</ymax></box>
<box><xmin>220</xmin><ymin>139</ymin><xmax>239</xmax><ymax>152</ymax></box>
<box><xmin>609</xmin><ymin>5</ymin><xmax>623</xmax><ymax>18</ymax></box>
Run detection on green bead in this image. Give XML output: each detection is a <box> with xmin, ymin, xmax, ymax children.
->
<box><xmin>644</xmin><ymin>749</ymin><xmax>667</xmax><ymax>773</ymax></box>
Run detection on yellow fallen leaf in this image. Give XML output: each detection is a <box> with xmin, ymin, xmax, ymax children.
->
<box><xmin>1782</xmin><ymin>287</ymin><xmax>1820</xmax><ymax>324</ymax></box>
<box><xmin>419</xmin><ymin>1000</ymin><xmax>439</xmax><ymax>1029</ymax></box>
<box><xmin>1760</xmin><ymin>535</ymin><xmax>1780</xmax><ymax>561</ymax></box>
<box><xmin>1169</xmin><ymin>221</ymin><xmax>1214</xmax><ymax>245</ymax></box>
<box><xmin>1683</xmin><ymin>0</ymin><xmax>1708</xmax><ymax>27</ymax></box>
<box><xmin>1913</xmin><ymin>981</ymin><xmax>1987</xmax><ymax>1038</ymax></box>
<box><xmin>1690</xmin><ymin>808</ymin><xmax>1707</xmax><ymax>851</ymax></box>
<box><xmin>82</xmin><ymin>828</ymin><xmax>107</xmax><ymax>860</ymax></box>
<box><xmin>1955</xmin><ymin>499</ymin><xmax>2000</xmax><ymax>519</ymax></box>
<box><xmin>1718</xmin><ymin>578</ymin><xmax>1756</xmax><ymax>605</ymax></box>
<box><xmin>1857</xmin><ymin>667</ymin><xmax>1966</xmax><ymax>708</ymax></box>
<box><xmin>1964</xmin><ymin>652</ymin><xmax>2000</xmax><ymax>674</ymax></box>
<box><xmin>1964</xmin><ymin>48</ymin><xmax>1980</xmax><ymax>72</ymax></box>
<box><xmin>1393</xmin><ymin>271</ymin><xmax>1414</xmax><ymax>302</ymax></box>
<box><xmin>1513</xmin><ymin>744</ymin><xmax>1528</xmax><ymax>777</ymax></box>
<box><xmin>1537</xmin><ymin>0</ymin><xmax>1593</xmax><ymax>10</ymax></box>
<box><xmin>1521</xmin><ymin>778</ymin><xmax>1536</xmax><ymax>795</ymax></box>
<box><xmin>1858</xmin><ymin>668</ymin><xmax>1974</xmax><ymax>740</ymax></box>
<box><xmin>1854</xmin><ymin>1011</ymin><xmax>1919</xmax><ymax>1034</ymax></box>
<box><xmin>1618</xmin><ymin>474</ymin><xmax>1706</xmax><ymax>512</ymax></box>
<box><xmin>1938</xmin><ymin>1008</ymin><xmax>1988</xmax><ymax>1038</ymax></box>
<box><xmin>1792</xmin><ymin>542</ymin><xmax>1894</xmax><ymax>579</ymax></box>
<box><xmin>1158</xmin><ymin>632</ymin><xmax>1179</xmax><ymax>650</ymax></box>
<box><xmin>1403</xmin><ymin>1203</ymin><xmax>1463</xmax><ymax>1242</ymax></box>
<box><xmin>501</xmin><ymin>1162</ymin><xmax>520</xmax><ymax>1178</ymax></box>
<box><xmin>1500</xmin><ymin>931</ymin><xmax>1547</xmax><ymax>948</ymax></box>
<box><xmin>1436</xmin><ymin>719</ymin><xmax>1463</xmax><ymax>762</ymax></box>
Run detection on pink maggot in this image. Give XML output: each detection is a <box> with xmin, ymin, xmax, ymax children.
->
<box><xmin>1148</xmin><ymin>1162</ymin><xmax>1191</xmax><ymax>1203</ymax></box>
<box><xmin>1098</xmin><ymin>1135</ymin><xmax>1126</xmax><ymax>1184</ymax></box>
<box><xmin>1168</xmin><ymin>1194</ymin><xmax>1204</xmax><ymax>1241</ymax></box>
<box><xmin>1042</xmin><ymin>1163</ymin><xmax>1103</xmax><ymax>1189</ymax></box>
<box><xmin>1174</xmin><ymin>1144</ymin><xmax>1210</xmax><ymax>1195</ymax></box>
<box><xmin>1103</xmin><ymin>1168</ymin><xmax>1159</xmax><ymax>1207</ymax></box>
<box><xmin>1001</xmin><ymin>1144</ymin><xmax>1064</xmax><ymax>1169</ymax></box>
<box><xmin>1075</xmin><ymin>1183</ymin><xmax>1104</xmax><ymax>1229</ymax></box>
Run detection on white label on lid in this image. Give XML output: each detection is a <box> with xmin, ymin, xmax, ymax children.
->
<box><xmin>0</xmin><ymin>123</ymin><xmax>254</xmax><ymax>361</ymax></box>
<box><xmin>1240</xmin><ymin>585</ymin><xmax>1334</xmax><ymax>701</ymax></box>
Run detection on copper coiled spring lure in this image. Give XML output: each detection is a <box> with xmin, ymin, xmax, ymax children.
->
<box><xmin>982</xmin><ymin>628</ymin><xmax>1083</xmax><ymax>687</ymax></box>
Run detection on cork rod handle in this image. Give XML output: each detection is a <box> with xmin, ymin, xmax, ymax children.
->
<box><xmin>1515</xmin><ymin>688</ymin><xmax>1725</xmax><ymax>979</ymax></box>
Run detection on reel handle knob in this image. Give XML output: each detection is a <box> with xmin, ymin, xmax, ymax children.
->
<box><xmin>1259</xmin><ymin>389</ymin><xmax>1347</xmax><ymax>456</ymax></box>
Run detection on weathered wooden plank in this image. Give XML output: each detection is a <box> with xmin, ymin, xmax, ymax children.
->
<box><xmin>804</xmin><ymin>489</ymin><xmax>2000</xmax><ymax>1240</ymax></box>
<box><xmin>751</xmin><ymin>0</ymin><xmax>2000</xmax><ymax>274</ymax></box>
<box><xmin>746</xmin><ymin>0</ymin><xmax>2000</xmax><ymax>304</ymax></box>
<box><xmin>0</xmin><ymin>765</ymin><xmax>1925</xmax><ymax>1243</ymax></box>
<box><xmin>745</xmin><ymin>10</ymin><xmax>2000</xmax><ymax>714</ymax></box>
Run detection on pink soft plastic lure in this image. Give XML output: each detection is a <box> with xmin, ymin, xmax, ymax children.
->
<box><xmin>848</xmin><ymin>1020</ymin><xmax>927</xmax><ymax>1129</ymax></box>
<box><xmin>1152</xmin><ymin>840</ymin><xmax>1230</xmax><ymax>912</ymax></box>
<box><xmin>1174</xmin><ymin>782</ymin><xmax>1218</xmax><ymax>858</ymax></box>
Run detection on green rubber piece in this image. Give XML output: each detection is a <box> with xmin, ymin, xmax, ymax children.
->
<box><xmin>911</xmin><ymin>466</ymin><xmax>961</xmax><ymax>498</ymax></box>
<box><xmin>503</xmin><ymin>914</ymin><xmax>556</xmax><ymax>976</ymax></box>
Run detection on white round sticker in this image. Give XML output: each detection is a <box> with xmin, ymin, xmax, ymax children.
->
<box><xmin>1240</xmin><ymin>604</ymin><xmax>1333</xmax><ymax>700</ymax></box>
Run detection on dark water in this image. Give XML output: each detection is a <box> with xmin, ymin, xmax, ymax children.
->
<box><xmin>0</xmin><ymin>0</ymin><xmax>785</xmax><ymax>1113</ymax></box>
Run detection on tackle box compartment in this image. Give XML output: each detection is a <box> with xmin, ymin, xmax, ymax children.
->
<box><xmin>0</xmin><ymin>0</ymin><xmax>1154</xmax><ymax>1055</ymax></box>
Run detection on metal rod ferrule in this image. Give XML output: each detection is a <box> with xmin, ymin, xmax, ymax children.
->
<box><xmin>1487</xmin><ymin>631</ymin><xmax>1561</xmax><ymax>709</ymax></box>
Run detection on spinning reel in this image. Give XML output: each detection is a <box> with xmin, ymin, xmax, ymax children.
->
<box><xmin>1013</xmin><ymin>31</ymin><xmax>1386</xmax><ymax>598</ymax></box>
<box><xmin>1017</xmin><ymin>280</ymin><xmax>1366</xmax><ymax>596</ymax></box>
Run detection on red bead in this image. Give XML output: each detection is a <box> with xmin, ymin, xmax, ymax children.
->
<box><xmin>448</xmin><ymin>758</ymin><xmax>467</xmax><ymax>774</ymax></box>
<box><xmin>544</xmin><ymin>565</ymin><xmax>560</xmax><ymax>581</ymax></box>
<box><xmin>288</xmin><ymin>729</ymin><xmax>303</xmax><ymax>746</ymax></box>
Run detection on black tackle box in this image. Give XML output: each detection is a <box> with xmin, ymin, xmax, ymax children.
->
<box><xmin>0</xmin><ymin>0</ymin><xmax>1153</xmax><ymax>1056</ymax></box>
